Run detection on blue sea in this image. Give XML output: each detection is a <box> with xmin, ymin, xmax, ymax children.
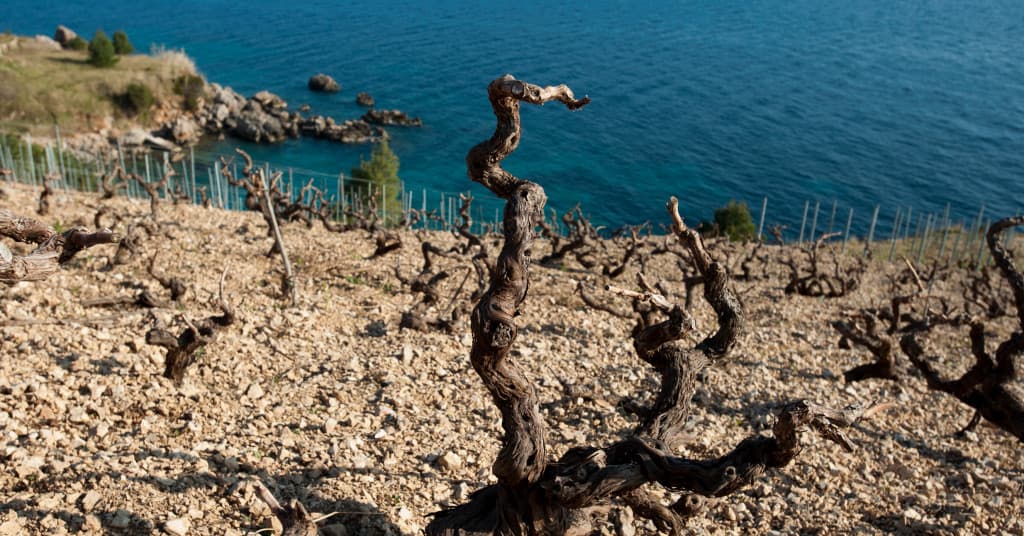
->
<box><xmin>3</xmin><ymin>0</ymin><xmax>1023</xmax><ymax>236</ymax></box>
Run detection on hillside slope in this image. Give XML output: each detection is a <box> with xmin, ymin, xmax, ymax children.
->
<box><xmin>1</xmin><ymin>183</ymin><xmax>1022</xmax><ymax>535</ymax></box>
<box><xmin>0</xmin><ymin>34</ymin><xmax>195</xmax><ymax>137</ymax></box>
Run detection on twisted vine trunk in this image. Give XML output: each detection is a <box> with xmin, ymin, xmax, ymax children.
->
<box><xmin>901</xmin><ymin>216</ymin><xmax>1024</xmax><ymax>441</ymax></box>
<box><xmin>463</xmin><ymin>75</ymin><xmax>589</xmax><ymax>531</ymax></box>
<box><xmin>1</xmin><ymin>209</ymin><xmax>118</xmax><ymax>283</ymax></box>
<box><xmin>428</xmin><ymin>75</ymin><xmax>869</xmax><ymax>536</ymax></box>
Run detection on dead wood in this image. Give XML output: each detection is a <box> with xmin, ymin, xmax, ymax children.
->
<box><xmin>834</xmin><ymin>314</ymin><xmax>896</xmax><ymax>382</ymax></box>
<box><xmin>168</xmin><ymin>182</ymin><xmax>188</xmax><ymax>205</ymax></box>
<box><xmin>540</xmin><ymin>204</ymin><xmax>601</xmax><ymax>269</ymax></box>
<box><xmin>734</xmin><ymin>240</ymin><xmax>771</xmax><ymax>281</ymax></box>
<box><xmin>196</xmin><ymin>186</ymin><xmax>211</xmax><ymax>208</ymax></box>
<box><xmin>835</xmin><ymin>259</ymin><xmax>968</xmax><ymax>383</ymax></box>
<box><xmin>260</xmin><ymin>182</ymin><xmax>297</xmax><ymax>304</ymax></box>
<box><xmin>219</xmin><ymin>149</ymin><xmax>298</xmax><ymax>303</ymax></box>
<box><xmin>395</xmin><ymin>241</ymin><xmax>467</xmax><ymax>333</ymax></box>
<box><xmin>81</xmin><ymin>289</ymin><xmax>166</xmax><ymax>309</ymax></box>
<box><xmin>253</xmin><ymin>481</ymin><xmax>318</xmax><ymax>536</ymax></box>
<box><xmin>964</xmin><ymin>265</ymin><xmax>1012</xmax><ymax>318</ymax></box>
<box><xmin>427</xmin><ymin>75</ymin><xmax>869</xmax><ymax>536</ymax></box>
<box><xmin>454</xmin><ymin>193</ymin><xmax>486</xmax><ymax>255</ymax></box>
<box><xmin>130</xmin><ymin>164</ymin><xmax>174</xmax><ymax>219</ymax></box>
<box><xmin>309</xmin><ymin>188</ymin><xmax>349</xmax><ymax>233</ymax></box>
<box><xmin>0</xmin><ymin>209</ymin><xmax>118</xmax><ymax>283</ymax></box>
<box><xmin>0</xmin><ymin>209</ymin><xmax>56</xmax><ymax>244</ymax></box>
<box><xmin>576</xmin><ymin>280</ymin><xmax>632</xmax><ymax>319</ymax></box>
<box><xmin>599</xmin><ymin>224</ymin><xmax>646</xmax><ymax>280</ymax></box>
<box><xmin>276</xmin><ymin>179</ymin><xmax>317</xmax><ymax>228</ymax></box>
<box><xmin>37</xmin><ymin>173</ymin><xmax>59</xmax><ymax>216</ymax></box>
<box><xmin>100</xmin><ymin>165</ymin><xmax>129</xmax><ymax>199</ymax></box>
<box><xmin>783</xmin><ymin>232</ymin><xmax>864</xmax><ymax>297</ymax></box>
<box><xmin>93</xmin><ymin>205</ymin><xmax>115</xmax><ymax>230</ymax></box>
<box><xmin>394</xmin><ymin>194</ymin><xmax>493</xmax><ymax>332</ymax></box>
<box><xmin>369</xmin><ymin>231</ymin><xmax>402</xmax><ymax>259</ymax></box>
<box><xmin>900</xmin><ymin>216</ymin><xmax>1024</xmax><ymax>441</ymax></box>
<box><xmin>148</xmin><ymin>252</ymin><xmax>188</xmax><ymax>301</ymax></box>
<box><xmin>111</xmin><ymin>223</ymin><xmax>142</xmax><ymax>266</ymax></box>
<box><xmin>146</xmin><ymin>269</ymin><xmax>236</xmax><ymax>384</ymax></box>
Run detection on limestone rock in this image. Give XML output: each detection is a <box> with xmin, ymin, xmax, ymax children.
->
<box><xmin>361</xmin><ymin>109</ymin><xmax>422</xmax><ymax>127</ymax></box>
<box><xmin>161</xmin><ymin>116</ymin><xmax>201</xmax><ymax>145</ymax></box>
<box><xmin>308</xmin><ymin>73</ymin><xmax>341</xmax><ymax>93</ymax></box>
<box><xmin>438</xmin><ymin>451</ymin><xmax>462</xmax><ymax>471</ymax></box>
<box><xmin>356</xmin><ymin>92</ymin><xmax>375</xmax><ymax>107</ymax></box>
<box><xmin>80</xmin><ymin>490</ymin><xmax>102</xmax><ymax>513</ymax></box>
<box><xmin>251</xmin><ymin>90</ymin><xmax>287</xmax><ymax>110</ymax></box>
<box><xmin>54</xmin><ymin>25</ymin><xmax>77</xmax><ymax>46</ymax></box>
<box><xmin>31</xmin><ymin>35</ymin><xmax>62</xmax><ymax>51</ymax></box>
<box><xmin>164</xmin><ymin>516</ymin><xmax>190</xmax><ymax>536</ymax></box>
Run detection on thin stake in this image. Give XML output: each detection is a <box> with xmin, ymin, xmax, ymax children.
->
<box><xmin>864</xmin><ymin>204</ymin><xmax>879</xmax><ymax>258</ymax></box>
<box><xmin>936</xmin><ymin>204</ymin><xmax>951</xmax><ymax>261</ymax></box>
<box><xmin>757</xmin><ymin>196</ymin><xmax>767</xmax><ymax>241</ymax></box>
<box><xmin>55</xmin><ymin>125</ymin><xmax>68</xmax><ymax>192</ymax></box>
<box><xmin>827</xmin><ymin>199</ymin><xmax>838</xmax><ymax>234</ymax></box>
<box><xmin>884</xmin><ymin>208</ymin><xmax>901</xmax><ymax>262</ymax></box>
<box><xmin>908</xmin><ymin>212</ymin><xmax>923</xmax><ymax>260</ymax></box>
<box><xmin>798</xmin><ymin>200</ymin><xmax>810</xmax><ymax>244</ymax></box>
<box><xmin>916</xmin><ymin>213</ymin><xmax>934</xmax><ymax>264</ymax></box>
<box><xmin>809</xmin><ymin>200</ymin><xmax>821</xmax><ymax>242</ymax></box>
<box><xmin>962</xmin><ymin>205</ymin><xmax>981</xmax><ymax>264</ymax></box>
<box><xmin>262</xmin><ymin>176</ymin><xmax>296</xmax><ymax>305</ymax></box>
<box><xmin>841</xmin><ymin>208</ymin><xmax>854</xmax><ymax>254</ymax></box>
<box><xmin>190</xmin><ymin>146</ymin><xmax>197</xmax><ymax>204</ymax></box>
<box><xmin>27</xmin><ymin>135</ymin><xmax>38</xmax><ymax>189</ymax></box>
<box><xmin>976</xmin><ymin>218</ymin><xmax>991</xmax><ymax>269</ymax></box>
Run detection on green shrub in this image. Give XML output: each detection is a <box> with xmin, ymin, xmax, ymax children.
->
<box><xmin>351</xmin><ymin>140</ymin><xmax>402</xmax><ymax>224</ymax></box>
<box><xmin>116</xmin><ymin>82</ymin><xmax>155</xmax><ymax>117</ymax></box>
<box><xmin>65</xmin><ymin>36</ymin><xmax>87</xmax><ymax>51</ymax></box>
<box><xmin>87</xmin><ymin>30</ymin><xmax>118</xmax><ymax>67</ymax></box>
<box><xmin>112</xmin><ymin>30</ymin><xmax>134</xmax><ymax>55</ymax></box>
<box><xmin>173</xmin><ymin>74</ymin><xmax>205</xmax><ymax>112</ymax></box>
<box><xmin>713</xmin><ymin>200</ymin><xmax>756</xmax><ymax>241</ymax></box>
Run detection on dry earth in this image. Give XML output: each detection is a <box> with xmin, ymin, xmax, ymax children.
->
<box><xmin>1</xmin><ymin>182</ymin><xmax>1022</xmax><ymax>535</ymax></box>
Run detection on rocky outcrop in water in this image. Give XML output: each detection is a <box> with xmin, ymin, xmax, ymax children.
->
<box><xmin>299</xmin><ymin>116</ymin><xmax>386</xmax><ymax>144</ymax></box>
<box><xmin>356</xmin><ymin>92</ymin><xmax>375</xmax><ymax>107</ymax></box>
<box><xmin>308</xmin><ymin>73</ymin><xmax>341</xmax><ymax>93</ymax></box>
<box><xmin>154</xmin><ymin>82</ymin><xmax>414</xmax><ymax>147</ymax></box>
<box><xmin>196</xmin><ymin>83</ymin><xmax>245</xmax><ymax>133</ymax></box>
<box><xmin>232</xmin><ymin>92</ymin><xmax>301</xmax><ymax>143</ymax></box>
<box><xmin>361</xmin><ymin>109</ymin><xmax>422</xmax><ymax>127</ymax></box>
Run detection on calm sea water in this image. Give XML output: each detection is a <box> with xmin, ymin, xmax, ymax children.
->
<box><xmin>3</xmin><ymin>0</ymin><xmax>1023</xmax><ymax>234</ymax></box>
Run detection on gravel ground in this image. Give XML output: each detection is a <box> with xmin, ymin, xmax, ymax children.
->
<box><xmin>1</xmin><ymin>183</ymin><xmax>1022</xmax><ymax>535</ymax></box>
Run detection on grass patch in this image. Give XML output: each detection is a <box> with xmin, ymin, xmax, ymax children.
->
<box><xmin>0</xmin><ymin>35</ymin><xmax>199</xmax><ymax>136</ymax></box>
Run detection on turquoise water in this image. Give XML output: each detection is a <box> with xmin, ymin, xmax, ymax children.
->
<box><xmin>3</xmin><ymin>0</ymin><xmax>1023</xmax><ymax>234</ymax></box>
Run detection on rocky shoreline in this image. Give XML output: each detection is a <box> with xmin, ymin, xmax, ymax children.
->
<box><xmin>19</xmin><ymin>26</ymin><xmax>421</xmax><ymax>162</ymax></box>
<box><xmin>62</xmin><ymin>80</ymin><xmax>422</xmax><ymax>162</ymax></box>
<box><xmin>153</xmin><ymin>82</ymin><xmax>421</xmax><ymax>148</ymax></box>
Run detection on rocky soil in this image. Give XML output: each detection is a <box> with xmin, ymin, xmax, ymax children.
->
<box><xmin>1</xmin><ymin>182</ymin><xmax>1022</xmax><ymax>535</ymax></box>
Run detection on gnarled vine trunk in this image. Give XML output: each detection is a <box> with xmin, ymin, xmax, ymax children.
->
<box><xmin>426</xmin><ymin>75</ymin><xmax>872</xmax><ymax>536</ymax></box>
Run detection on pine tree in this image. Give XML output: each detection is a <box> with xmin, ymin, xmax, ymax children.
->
<box><xmin>351</xmin><ymin>140</ymin><xmax>402</xmax><ymax>223</ymax></box>
<box><xmin>112</xmin><ymin>30</ymin><xmax>134</xmax><ymax>55</ymax></box>
<box><xmin>88</xmin><ymin>30</ymin><xmax>118</xmax><ymax>68</ymax></box>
